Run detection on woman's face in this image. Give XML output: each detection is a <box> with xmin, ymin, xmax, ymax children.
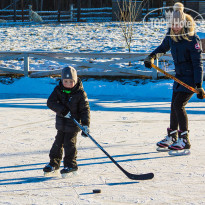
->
<box><xmin>172</xmin><ymin>23</ymin><xmax>183</xmax><ymax>34</ymax></box>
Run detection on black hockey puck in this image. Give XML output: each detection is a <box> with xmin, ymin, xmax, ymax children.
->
<box><xmin>93</xmin><ymin>189</ymin><xmax>101</xmax><ymax>193</ymax></box>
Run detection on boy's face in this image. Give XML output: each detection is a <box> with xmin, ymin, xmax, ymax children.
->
<box><xmin>63</xmin><ymin>79</ymin><xmax>75</xmax><ymax>89</ymax></box>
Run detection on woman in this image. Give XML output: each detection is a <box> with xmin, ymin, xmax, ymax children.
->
<box><xmin>144</xmin><ymin>2</ymin><xmax>204</xmax><ymax>155</ymax></box>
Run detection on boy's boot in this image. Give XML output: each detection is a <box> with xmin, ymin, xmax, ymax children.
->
<box><xmin>61</xmin><ymin>166</ymin><xmax>78</xmax><ymax>178</ymax></box>
<box><xmin>43</xmin><ymin>163</ymin><xmax>60</xmax><ymax>177</ymax></box>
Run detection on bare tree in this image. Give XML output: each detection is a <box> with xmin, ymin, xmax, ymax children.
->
<box><xmin>117</xmin><ymin>0</ymin><xmax>147</xmax><ymax>65</ymax></box>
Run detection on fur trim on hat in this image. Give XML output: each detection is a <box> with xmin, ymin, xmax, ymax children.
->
<box><xmin>185</xmin><ymin>13</ymin><xmax>195</xmax><ymax>36</ymax></box>
<box><xmin>173</xmin><ymin>2</ymin><xmax>184</xmax><ymax>12</ymax></box>
<box><xmin>170</xmin><ymin>2</ymin><xmax>195</xmax><ymax>42</ymax></box>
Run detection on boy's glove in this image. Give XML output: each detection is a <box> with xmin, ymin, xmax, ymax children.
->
<box><xmin>196</xmin><ymin>88</ymin><xmax>205</xmax><ymax>99</ymax></box>
<box><xmin>81</xmin><ymin>126</ymin><xmax>89</xmax><ymax>137</ymax></box>
<box><xmin>61</xmin><ymin>108</ymin><xmax>69</xmax><ymax>117</ymax></box>
<box><xmin>144</xmin><ymin>55</ymin><xmax>155</xmax><ymax>69</ymax></box>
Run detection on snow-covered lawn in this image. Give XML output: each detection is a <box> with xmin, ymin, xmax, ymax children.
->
<box><xmin>0</xmin><ymin>22</ymin><xmax>165</xmax><ymax>52</ymax></box>
<box><xmin>0</xmin><ymin>22</ymin><xmax>204</xmax><ymax>52</ymax></box>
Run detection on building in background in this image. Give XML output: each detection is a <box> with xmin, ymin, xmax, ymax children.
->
<box><xmin>0</xmin><ymin>0</ymin><xmax>204</xmax><ymax>22</ymax></box>
<box><xmin>0</xmin><ymin>0</ymin><xmax>112</xmax><ymax>11</ymax></box>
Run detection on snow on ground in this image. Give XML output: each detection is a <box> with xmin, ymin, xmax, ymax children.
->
<box><xmin>0</xmin><ymin>22</ymin><xmax>166</xmax><ymax>53</ymax></box>
<box><xmin>0</xmin><ymin>22</ymin><xmax>205</xmax><ymax>204</ymax></box>
<box><xmin>0</xmin><ymin>22</ymin><xmax>204</xmax><ymax>53</ymax></box>
<box><xmin>0</xmin><ymin>76</ymin><xmax>203</xmax><ymax>101</ymax></box>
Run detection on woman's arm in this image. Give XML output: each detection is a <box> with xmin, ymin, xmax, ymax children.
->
<box><xmin>189</xmin><ymin>37</ymin><xmax>203</xmax><ymax>86</ymax></box>
<box><xmin>150</xmin><ymin>35</ymin><xmax>171</xmax><ymax>57</ymax></box>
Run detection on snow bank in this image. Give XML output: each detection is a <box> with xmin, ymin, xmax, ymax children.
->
<box><xmin>0</xmin><ymin>77</ymin><xmax>201</xmax><ymax>101</ymax></box>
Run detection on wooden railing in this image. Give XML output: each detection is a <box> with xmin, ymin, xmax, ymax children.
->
<box><xmin>0</xmin><ymin>51</ymin><xmax>204</xmax><ymax>79</ymax></box>
<box><xmin>0</xmin><ymin>5</ymin><xmax>73</xmax><ymax>22</ymax></box>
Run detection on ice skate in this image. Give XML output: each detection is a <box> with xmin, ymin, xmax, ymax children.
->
<box><xmin>60</xmin><ymin>166</ymin><xmax>78</xmax><ymax>178</ymax></box>
<box><xmin>156</xmin><ymin>128</ymin><xmax>177</xmax><ymax>152</ymax></box>
<box><xmin>43</xmin><ymin>164</ymin><xmax>60</xmax><ymax>177</ymax></box>
<box><xmin>168</xmin><ymin>131</ymin><xmax>191</xmax><ymax>156</ymax></box>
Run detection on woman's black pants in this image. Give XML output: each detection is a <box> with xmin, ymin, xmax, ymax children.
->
<box><xmin>170</xmin><ymin>91</ymin><xmax>193</xmax><ymax>132</ymax></box>
<box><xmin>49</xmin><ymin>130</ymin><xmax>78</xmax><ymax>169</ymax></box>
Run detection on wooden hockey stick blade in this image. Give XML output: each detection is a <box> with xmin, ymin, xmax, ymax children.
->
<box><xmin>151</xmin><ymin>64</ymin><xmax>205</xmax><ymax>98</ymax></box>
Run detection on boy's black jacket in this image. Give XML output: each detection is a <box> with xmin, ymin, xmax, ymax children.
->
<box><xmin>47</xmin><ymin>78</ymin><xmax>90</xmax><ymax>133</ymax></box>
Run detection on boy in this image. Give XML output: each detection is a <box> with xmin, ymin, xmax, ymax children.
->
<box><xmin>43</xmin><ymin>66</ymin><xmax>90</xmax><ymax>176</ymax></box>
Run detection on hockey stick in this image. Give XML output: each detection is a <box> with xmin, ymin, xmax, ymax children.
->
<box><xmin>67</xmin><ymin>113</ymin><xmax>154</xmax><ymax>180</ymax></box>
<box><xmin>151</xmin><ymin>64</ymin><xmax>205</xmax><ymax>99</ymax></box>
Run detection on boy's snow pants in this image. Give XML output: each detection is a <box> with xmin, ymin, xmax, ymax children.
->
<box><xmin>49</xmin><ymin>130</ymin><xmax>78</xmax><ymax>169</ymax></box>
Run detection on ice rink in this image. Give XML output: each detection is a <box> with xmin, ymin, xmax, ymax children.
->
<box><xmin>1</xmin><ymin>95</ymin><xmax>205</xmax><ymax>204</ymax></box>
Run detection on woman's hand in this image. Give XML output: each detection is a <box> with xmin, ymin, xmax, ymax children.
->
<box><xmin>144</xmin><ymin>55</ymin><xmax>155</xmax><ymax>69</ymax></box>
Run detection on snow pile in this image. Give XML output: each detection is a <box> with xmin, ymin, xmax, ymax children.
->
<box><xmin>0</xmin><ymin>76</ymin><xmax>201</xmax><ymax>101</ymax></box>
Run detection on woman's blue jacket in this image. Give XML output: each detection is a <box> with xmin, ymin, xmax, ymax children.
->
<box><xmin>151</xmin><ymin>32</ymin><xmax>203</xmax><ymax>93</ymax></box>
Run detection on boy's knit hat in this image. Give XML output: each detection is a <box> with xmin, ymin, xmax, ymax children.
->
<box><xmin>61</xmin><ymin>66</ymin><xmax>77</xmax><ymax>83</ymax></box>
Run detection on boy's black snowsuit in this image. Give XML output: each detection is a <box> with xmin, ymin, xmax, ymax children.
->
<box><xmin>47</xmin><ymin>78</ymin><xmax>90</xmax><ymax>169</ymax></box>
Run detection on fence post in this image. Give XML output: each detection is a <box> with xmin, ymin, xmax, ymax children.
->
<box><xmin>29</xmin><ymin>5</ymin><xmax>32</xmax><ymax>21</ymax></box>
<box><xmin>14</xmin><ymin>0</ymin><xmax>17</xmax><ymax>22</ymax></box>
<box><xmin>151</xmin><ymin>59</ymin><xmax>158</xmax><ymax>80</ymax></box>
<box><xmin>21</xmin><ymin>0</ymin><xmax>24</xmax><ymax>22</ymax></box>
<box><xmin>70</xmin><ymin>4</ymin><xmax>73</xmax><ymax>21</ymax></box>
<box><xmin>41</xmin><ymin>0</ymin><xmax>44</xmax><ymax>11</ymax></box>
<box><xmin>77</xmin><ymin>0</ymin><xmax>81</xmax><ymax>22</ymax></box>
<box><xmin>24</xmin><ymin>54</ymin><xmax>30</xmax><ymax>77</ymax></box>
<box><xmin>58</xmin><ymin>0</ymin><xmax>61</xmax><ymax>22</ymax></box>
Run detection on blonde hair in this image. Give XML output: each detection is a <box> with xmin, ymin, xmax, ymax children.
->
<box><xmin>170</xmin><ymin>2</ymin><xmax>195</xmax><ymax>42</ymax></box>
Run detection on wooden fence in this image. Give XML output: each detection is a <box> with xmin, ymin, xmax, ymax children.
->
<box><xmin>0</xmin><ymin>5</ymin><xmax>112</xmax><ymax>23</ymax></box>
<box><xmin>78</xmin><ymin>7</ymin><xmax>112</xmax><ymax>22</ymax></box>
<box><xmin>1</xmin><ymin>51</ymin><xmax>202</xmax><ymax>80</ymax></box>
